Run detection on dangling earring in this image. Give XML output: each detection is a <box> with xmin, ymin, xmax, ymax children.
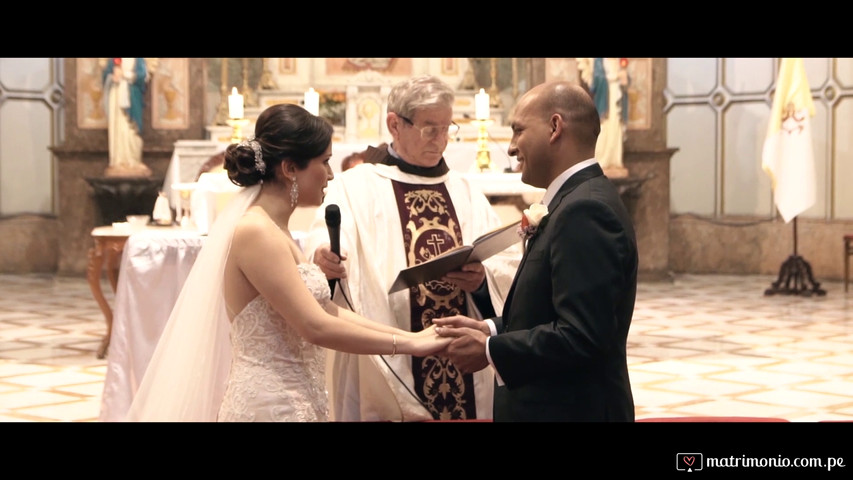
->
<box><xmin>290</xmin><ymin>179</ymin><xmax>299</xmax><ymax>208</ymax></box>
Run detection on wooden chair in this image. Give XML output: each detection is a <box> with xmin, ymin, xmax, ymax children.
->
<box><xmin>845</xmin><ymin>234</ymin><xmax>853</xmax><ymax>292</ymax></box>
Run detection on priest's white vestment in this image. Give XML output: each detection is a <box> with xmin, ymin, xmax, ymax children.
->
<box><xmin>304</xmin><ymin>162</ymin><xmax>516</xmax><ymax>421</ymax></box>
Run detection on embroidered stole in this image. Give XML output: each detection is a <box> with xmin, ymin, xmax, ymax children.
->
<box><xmin>391</xmin><ymin>180</ymin><xmax>477</xmax><ymax>420</ymax></box>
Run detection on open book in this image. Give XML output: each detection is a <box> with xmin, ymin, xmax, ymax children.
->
<box><xmin>388</xmin><ymin>220</ymin><xmax>521</xmax><ymax>293</ymax></box>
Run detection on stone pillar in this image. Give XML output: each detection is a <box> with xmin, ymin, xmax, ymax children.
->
<box><xmin>623</xmin><ymin>148</ymin><xmax>677</xmax><ymax>281</ymax></box>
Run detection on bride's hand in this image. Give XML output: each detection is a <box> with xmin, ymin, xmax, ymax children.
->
<box><xmin>407</xmin><ymin>325</ymin><xmax>452</xmax><ymax>356</ymax></box>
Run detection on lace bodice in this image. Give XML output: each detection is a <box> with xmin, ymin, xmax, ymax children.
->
<box><xmin>218</xmin><ymin>263</ymin><xmax>332</xmax><ymax>422</ymax></box>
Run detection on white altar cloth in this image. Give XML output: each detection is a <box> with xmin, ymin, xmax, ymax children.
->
<box><xmin>98</xmin><ymin>228</ymin><xmax>205</xmax><ymax>422</ymax></box>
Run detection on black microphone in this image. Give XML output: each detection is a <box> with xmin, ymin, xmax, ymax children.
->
<box><xmin>325</xmin><ymin>204</ymin><xmax>341</xmax><ymax>296</ymax></box>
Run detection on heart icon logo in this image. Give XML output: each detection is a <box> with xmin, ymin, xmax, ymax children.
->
<box><xmin>683</xmin><ymin>456</ymin><xmax>695</xmax><ymax>466</ymax></box>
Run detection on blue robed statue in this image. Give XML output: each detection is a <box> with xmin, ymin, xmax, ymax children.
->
<box><xmin>101</xmin><ymin>57</ymin><xmax>151</xmax><ymax>177</ymax></box>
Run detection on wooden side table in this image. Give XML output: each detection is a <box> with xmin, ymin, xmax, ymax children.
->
<box><xmin>88</xmin><ymin>226</ymin><xmax>132</xmax><ymax>359</ymax></box>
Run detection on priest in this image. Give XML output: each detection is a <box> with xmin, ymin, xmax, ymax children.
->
<box><xmin>305</xmin><ymin>75</ymin><xmax>514</xmax><ymax>421</ymax></box>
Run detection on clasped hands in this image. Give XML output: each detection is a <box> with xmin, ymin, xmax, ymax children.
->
<box><xmin>382</xmin><ymin>315</ymin><xmax>489</xmax><ymax>367</ymax></box>
<box><xmin>312</xmin><ymin>243</ymin><xmax>489</xmax><ymax>372</ymax></box>
<box><xmin>432</xmin><ymin>315</ymin><xmax>490</xmax><ymax>374</ymax></box>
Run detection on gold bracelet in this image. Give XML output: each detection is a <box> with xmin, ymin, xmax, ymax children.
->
<box><xmin>391</xmin><ymin>334</ymin><xmax>397</xmax><ymax>357</ymax></box>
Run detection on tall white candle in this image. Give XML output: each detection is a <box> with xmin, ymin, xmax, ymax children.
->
<box><xmin>228</xmin><ymin>87</ymin><xmax>243</xmax><ymax>119</ymax></box>
<box><xmin>475</xmin><ymin>88</ymin><xmax>490</xmax><ymax>120</ymax></box>
<box><xmin>304</xmin><ymin>88</ymin><xmax>320</xmax><ymax>116</ymax></box>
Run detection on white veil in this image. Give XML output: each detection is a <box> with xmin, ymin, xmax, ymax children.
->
<box><xmin>126</xmin><ymin>185</ymin><xmax>260</xmax><ymax>421</ymax></box>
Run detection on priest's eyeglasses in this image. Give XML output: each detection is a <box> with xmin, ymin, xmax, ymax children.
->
<box><xmin>397</xmin><ymin>114</ymin><xmax>460</xmax><ymax>140</ymax></box>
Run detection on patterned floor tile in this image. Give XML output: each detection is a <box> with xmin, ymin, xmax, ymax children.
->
<box><xmin>0</xmin><ymin>272</ymin><xmax>852</xmax><ymax>422</ymax></box>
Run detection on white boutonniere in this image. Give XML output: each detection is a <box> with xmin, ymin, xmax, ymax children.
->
<box><xmin>517</xmin><ymin>203</ymin><xmax>548</xmax><ymax>241</ymax></box>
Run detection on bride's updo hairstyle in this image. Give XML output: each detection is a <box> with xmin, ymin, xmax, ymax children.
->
<box><xmin>224</xmin><ymin>103</ymin><xmax>334</xmax><ymax>187</ymax></box>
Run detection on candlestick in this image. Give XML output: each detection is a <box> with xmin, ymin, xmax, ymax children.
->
<box><xmin>215</xmin><ymin>58</ymin><xmax>230</xmax><ymax>125</ymax></box>
<box><xmin>304</xmin><ymin>88</ymin><xmax>320</xmax><ymax>116</ymax></box>
<box><xmin>475</xmin><ymin>88</ymin><xmax>490</xmax><ymax>120</ymax></box>
<box><xmin>228</xmin><ymin>87</ymin><xmax>244</xmax><ymax>119</ymax></box>
<box><xmin>488</xmin><ymin>58</ymin><xmax>502</xmax><ymax>108</ymax></box>
<box><xmin>260</xmin><ymin>58</ymin><xmax>277</xmax><ymax>90</ymax></box>
<box><xmin>476</xmin><ymin>119</ymin><xmax>494</xmax><ymax>173</ymax></box>
<box><xmin>511</xmin><ymin>58</ymin><xmax>519</xmax><ymax>99</ymax></box>
<box><xmin>227</xmin><ymin>118</ymin><xmax>250</xmax><ymax>144</ymax></box>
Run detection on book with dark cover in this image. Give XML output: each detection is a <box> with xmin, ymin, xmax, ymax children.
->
<box><xmin>388</xmin><ymin>220</ymin><xmax>522</xmax><ymax>293</ymax></box>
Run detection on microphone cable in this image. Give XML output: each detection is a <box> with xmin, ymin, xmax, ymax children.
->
<box><xmin>485</xmin><ymin>129</ymin><xmax>516</xmax><ymax>173</ymax></box>
<box><xmin>335</xmin><ymin>277</ymin><xmax>432</xmax><ymax>415</ymax></box>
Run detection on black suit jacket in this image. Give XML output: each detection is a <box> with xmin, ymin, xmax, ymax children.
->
<box><xmin>489</xmin><ymin>163</ymin><xmax>638</xmax><ymax>421</ymax></box>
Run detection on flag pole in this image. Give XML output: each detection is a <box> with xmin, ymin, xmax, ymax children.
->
<box><xmin>764</xmin><ymin>216</ymin><xmax>826</xmax><ymax>296</ymax></box>
<box><xmin>793</xmin><ymin>216</ymin><xmax>797</xmax><ymax>256</ymax></box>
<box><xmin>762</xmin><ymin>58</ymin><xmax>825</xmax><ymax>297</ymax></box>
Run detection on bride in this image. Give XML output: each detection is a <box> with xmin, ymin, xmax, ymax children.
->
<box><xmin>126</xmin><ymin>103</ymin><xmax>450</xmax><ymax>421</ymax></box>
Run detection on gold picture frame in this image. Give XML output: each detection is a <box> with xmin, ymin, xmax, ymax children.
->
<box><xmin>279</xmin><ymin>58</ymin><xmax>297</xmax><ymax>74</ymax></box>
<box><xmin>151</xmin><ymin>58</ymin><xmax>189</xmax><ymax>130</ymax></box>
<box><xmin>625</xmin><ymin>58</ymin><xmax>651</xmax><ymax>131</ymax></box>
<box><xmin>76</xmin><ymin>58</ymin><xmax>107</xmax><ymax>129</ymax></box>
<box><xmin>441</xmin><ymin>58</ymin><xmax>458</xmax><ymax>75</ymax></box>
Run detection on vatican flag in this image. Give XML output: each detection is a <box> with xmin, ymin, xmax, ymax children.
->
<box><xmin>761</xmin><ymin>58</ymin><xmax>816</xmax><ymax>223</ymax></box>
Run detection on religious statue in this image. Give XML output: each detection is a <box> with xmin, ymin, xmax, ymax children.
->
<box><xmin>100</xmin><ymin>58</ymin><xmax>152</xmax><ymax>177</ymax></box>
<box><xmin>577</xmin><ymin>57</ymin><xmax>630</xmax><ymax>178</ymax></box>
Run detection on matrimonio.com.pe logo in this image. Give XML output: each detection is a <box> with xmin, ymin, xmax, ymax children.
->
<box><xmin>677</xmin><ymin>453</ymin><xmax>703</xmax><ymax>472</ymax></box>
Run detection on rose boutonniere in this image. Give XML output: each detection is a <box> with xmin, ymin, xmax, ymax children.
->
<box><xmin>517</xmin><ymin>203</ymin><xmax>548</xmax><ymax>241</ymax></box>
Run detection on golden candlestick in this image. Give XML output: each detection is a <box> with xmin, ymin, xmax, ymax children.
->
<box><xmin>511</xmin><ymin>57</ymin><xmax>518</xmax><ymax>99</ymax></box>
<box><xmin>260</xmin><ymin>58</ymin><xmax>277</xmax><ymax>90</ymax></box>
<box><xmin>227</xmin><ymin>118</ymin><xmax>249</xmax><ymax>144</ymax></box>
<box><xmin>241</xmin><ymin>58</ymin><xmax>257</xmax><ymax>107</ymax></box>
<box><xmin>215</xmin><ymin>58</ymin><xmax>230</xmax><ymax>125</ymax></box>
<box><xmin>488</xmin><ymin>58</ymin><xmax>503</xmax><ymax>109</ymax></box>
<box><xmin>476</xmin><ymin>119</ymin><xmax>494</xmax><ymax>172</ymax></box>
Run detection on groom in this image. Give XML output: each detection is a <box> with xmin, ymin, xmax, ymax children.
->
<box><xmin>434</xmin><ymin>81</ymin><xmax>638</xmax><ymax>422</ymax></box>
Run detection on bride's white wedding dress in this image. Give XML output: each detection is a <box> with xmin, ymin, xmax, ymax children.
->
<box><xmin>127</xmin><ymin>186</ymin><xmax>335</xmax><ymax>422</ymax></box>
<box><xmin>218</xmin><ymin>263</ymin><xmax>332</xmax><ymax>422</ymax></box>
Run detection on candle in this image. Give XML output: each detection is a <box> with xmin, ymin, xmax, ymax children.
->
<box><xmin>304</xmin><ymin>88</ymin><xmax>320</xmax><ymax>116</ymax></box>
<box><xmin>475</xmin><ymin>88</ymin><xmax>490</xmax><ymax>120</ymax></box>
<box><xmin>228</xmin><ymin>87</ymin><xmax>243</xmax><ymax>119</ymax></box>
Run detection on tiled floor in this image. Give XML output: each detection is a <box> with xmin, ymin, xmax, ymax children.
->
<box><xmin>0</xmin><ymin>272</ymin><xmax>851</xmax><ymax>422</ymax></box>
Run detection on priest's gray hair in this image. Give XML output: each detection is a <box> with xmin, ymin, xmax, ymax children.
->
<box><xmin>387</xmin><ymin>75</ymin><xmax>455</xmax><ymax>120</ymax></box>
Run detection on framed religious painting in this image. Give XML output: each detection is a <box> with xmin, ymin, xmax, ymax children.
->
<box><xmin>440</xmin><ymin>58</ymin><xmax>458</xmax><ymax>75</ymax></box>
<box><xmin>279</xmin><ymin>58</ymin><xmax>297</xmax><ymax>74</ymax></box>
<box><xmin>76</xmin><ymin>58</ymin><xmax>108</xmax><ymax>129</ymax></box>
<box><xmin>624</xmin><ymin>58</ymin><xmax>652</xmax><ymax>131</ymax></box>
<box><xmin>322</xmin><ymin>58</ymin><xmax>413</xmax><ymax>80</ymax></box>
<box><xmin>151</xmin><ymin>58</ymin><xmax>190</xmax><ymax>130</ymax></box>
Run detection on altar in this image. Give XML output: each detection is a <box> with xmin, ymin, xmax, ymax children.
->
<box><xmin>163</xmin><ymin>138</ymin><xmax>525</xmax><ymax>217</ymax></box>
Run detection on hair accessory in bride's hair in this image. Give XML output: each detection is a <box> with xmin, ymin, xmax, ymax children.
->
<box><xmin>239</xmin><ymin>138</ymin><xmax>265</xmax><ymax>175</ymax></box>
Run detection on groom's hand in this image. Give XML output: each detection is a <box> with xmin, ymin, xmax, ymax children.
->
<box><xmin>434</xmin><ymin>316</ymin><xmax>489</xmax><ymax>374</ymax></box>
<box><xmin>433</xmin><ymin>314</ymin><xmax>490</xmax><ymax>336</ymax></box>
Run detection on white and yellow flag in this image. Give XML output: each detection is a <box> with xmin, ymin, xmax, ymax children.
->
<box><xmin>761</xmin><ymin>57</ymin><xmax>816</xmax><ymax>223</ymax></box>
